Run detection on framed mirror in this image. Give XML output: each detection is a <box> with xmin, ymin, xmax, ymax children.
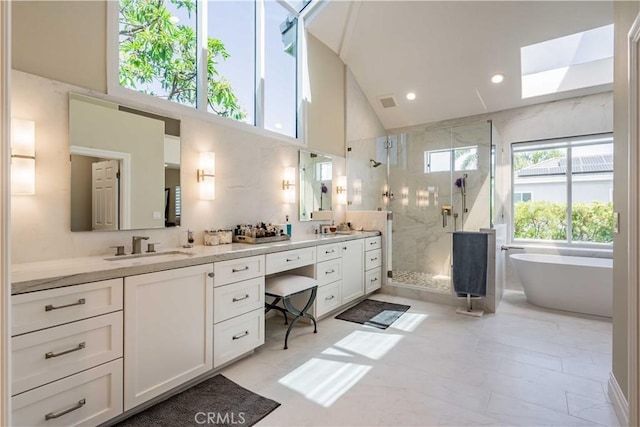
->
<box><xmin>69</xmin><ymin>93</ymin><xmax>181</xmax><ymax>231</ymax></box>
<box><xmin>299</xmin><ymin>150</ymin><xmax>333</xmax><ymax>221</ymax></box>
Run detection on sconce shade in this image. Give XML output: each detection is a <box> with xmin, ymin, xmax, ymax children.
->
<box><xmin>198</xmin><ymin>152</ymin><xmax>215</xmax><ymax>200</ymax></box>
<box><xmin>11</xmin><ymin>118</ymin><xmax>35</xmax><ymax>195</ymax></box>
<box><xmin>283</xmin><ymin>166</ymin><xmax>296</xmax><ymax>204</ymax></box>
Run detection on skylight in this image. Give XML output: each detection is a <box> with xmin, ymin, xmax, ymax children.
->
<box><xmin>520</xmin><ymin>24</ymin><xmax>613</xmax><ymax>99</ymax></box>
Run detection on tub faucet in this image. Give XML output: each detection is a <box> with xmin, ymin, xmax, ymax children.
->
<box><xmin>132</xmin><ymin>236</ymin><xmax>149</xmax><ymax>254</ymax></box>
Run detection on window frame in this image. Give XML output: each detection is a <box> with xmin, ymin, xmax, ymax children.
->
<box><xmin>510</xmin><ymin>132</ymin><xmax>614</xmax><ymax>248</ymax></box>
<box><xmin>106</xmin><ymin>0</ymin><xmax>307</xmax><ymax>144</ymax></box>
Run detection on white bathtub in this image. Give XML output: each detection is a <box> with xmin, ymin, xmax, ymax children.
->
<box><xmin>510</xmin><ymin>253</ymin><xmax>612</xmax><ymax>317</ymax></box>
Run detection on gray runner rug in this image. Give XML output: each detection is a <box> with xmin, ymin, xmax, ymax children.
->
<box><xmin>335</xmin><ymin>299</ymin><xmax>410</xmax><ymax>329</ymax></box>
<box><xmin>115</xmin><ymin>374</ymin><xmax>280</xmax><ymax>427</ymax></box>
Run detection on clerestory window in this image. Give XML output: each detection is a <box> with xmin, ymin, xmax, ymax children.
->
<box><xmin>111</xmin><ymin>0</ymin><xmax>310</xmax><ymax>139</ymax></box>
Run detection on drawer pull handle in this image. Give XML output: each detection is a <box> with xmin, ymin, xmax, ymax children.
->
<box><xmin>232</xmin><ymin>330</ymin><xmax>249</xmax><ymax>340</ymax></box>
<box><xmin>286</xmin><ymin>256</ymin><xmax>300</xmax><ymax>262</ymax></box>
<box><xmin>370</xmin><ymin>242</ymin><xmax>377</xmax><ymax>245</ymax></box>
<box><xmin>370</xmin><ymin>257</ymin><xmax>378</xmax><ymax>261</ymax></box>
<box><xmin>232</xmin><ymin>294</ymin><xmax>250</xmax><ymax>302</ymax></box>
<box><xmin>45</xmin><ymin>342</ymin><xmax>86</xmax><ymax>359</ymax></box>
<box><xmin>325</xmin><ymin>295</ymin><xmax>335</xmax><ymax>301</ymax></box>
<box><xmin>325</xmin><ymin>269</ymin><xmax>335</xmax><ymax>274</ymax></box>
<box><xmin>232</xmin><ymin>266</ymin><xmax>249</xmax><ymax>273</ymax></box>
<box><xmin>45</xmin><ymin>398</ymin><xmax>86</xmax><ymax>420</ymax></box>
<box><xmin>371</xmin><ymin>277</ymin><xmax>378</xmax><ymax>282</ymax></box>
<box><xmin>45</xmin><ymin>298</ymin><xmax>86</xmax><ymax>312</ymax></box>
<box><xmin>325</xmin><ymin>249</ymin><xmax>335</xmax><ymax>254</ymax></box>
<box><xmin>208</xmin><ymin>272</ymin><xmax>215</xmax><ymax>278</ymax></box>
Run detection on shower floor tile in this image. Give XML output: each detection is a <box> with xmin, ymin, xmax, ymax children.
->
<box><xmin>391</xmin><ymin>270</ymin><xmax>451</xmax><ymax>292</ymax></box>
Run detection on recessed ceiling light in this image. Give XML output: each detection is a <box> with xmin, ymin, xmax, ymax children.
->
<box><xmin>169</xmin><ymin>16</ymin><xmax>180</xmax><ymax>24</ymax></box>
<box><xmin>406</xmin><ymin>92</ymin><xmax>416</xmax><ymax>100</ymax></box>
<box><xmin>491</xmin><ymin>74</ymin><xmax>504</xmax><ymax>84</ymax></box>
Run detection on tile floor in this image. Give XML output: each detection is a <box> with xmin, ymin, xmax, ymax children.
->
<box><xmin>221</xmin><ymin>290</ymin><xmax>619</xmax><ymax>426</ymax></box>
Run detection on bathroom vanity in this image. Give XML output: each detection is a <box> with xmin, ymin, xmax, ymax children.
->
<box><xmin>10</xmin><ymin>231</ymin><xmax>381</xmax><ymax>426</ymax></box>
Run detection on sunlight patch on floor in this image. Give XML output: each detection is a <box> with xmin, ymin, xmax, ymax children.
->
<box><xmin>334</xmin><ymin>330</ymin><xmax>403</xmax><ymax>360</ymax></box>
<box><xmin>321</xmin><ymin>347</ymin><xmax>354</xmax><ymax>357</ymax></box>
<box><xmin>278</xmin><ymin>358</ymin><xmax>372</xmax><ymax>407</ymax></box>
<box><xmin>388</xmin><ymin>312</ymin><xmax>428</xmax><ymax>332</ymax></box>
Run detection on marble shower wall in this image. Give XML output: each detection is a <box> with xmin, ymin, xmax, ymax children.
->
<box><xmin>388</xmin><ymin>121</ymin><xmax>492</xmax><ymax>277</ymax></box>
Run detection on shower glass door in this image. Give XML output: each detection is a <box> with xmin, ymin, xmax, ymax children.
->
<box><xmin>387</xmin><ymin>121</ymin><xmax>492</xmax><ymax>292</ymax></box>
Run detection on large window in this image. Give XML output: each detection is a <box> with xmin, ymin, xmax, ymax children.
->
<box><xmin>116</xmin><ymin>0</ymin><xmax>306</xmax><ymax>138</ymax></box>
<box><xmin>511</xmin><ymin>133</ymin><xmax>613</xmax><ymax>245</ymax></box>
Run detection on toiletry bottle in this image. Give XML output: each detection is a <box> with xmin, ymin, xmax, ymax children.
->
<box><xmin>286</xmin><ymin>215</ymin><xmax>292</xmax><ymax>237</ymax></box>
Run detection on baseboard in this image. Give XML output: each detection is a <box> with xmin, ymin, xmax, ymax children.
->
<box><xmin>608</xmin><ymin>372</ymin><xmax>629</xmax><ymax>426</ymax></box>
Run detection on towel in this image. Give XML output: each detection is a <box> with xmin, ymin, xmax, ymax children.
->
<box><xmin>452</xmin><ymin>231</ymin><xmax>488</xmax><ymax>297</ymax></box>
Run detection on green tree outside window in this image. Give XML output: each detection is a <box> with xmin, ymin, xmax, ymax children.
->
<box><xmin>119</xmin><ymin>0</ymin><xmax>245</xmax><ymax>120</ymax></box>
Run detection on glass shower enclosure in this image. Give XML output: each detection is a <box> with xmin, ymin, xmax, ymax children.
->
<box><xmin>347</xmin><ymin>120</ymin><xmax>495</xmax><ymax>293</ymax></box>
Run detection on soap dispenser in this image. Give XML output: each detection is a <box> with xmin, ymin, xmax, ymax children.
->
<box><xmin>285</xmin><ymin>215</ymin><xmax>292</xmax><ymax>237</ymax></box>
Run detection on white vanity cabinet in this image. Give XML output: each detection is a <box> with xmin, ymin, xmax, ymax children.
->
<box><xmin>341</xmin><ymin>239</ymin><xmax>365</xmax><ymax>304</ymax></box>
<box><xmin>365</xmin><ymin>236</ymin><xmax>382</xmax><ymax>293</ymax></box>
<box><xmin>315</xmin><ymin>243</ymin><xmax>343</xmax><ymax>317</ymax></box>
<box><xmin>11</xmin><ymin>278</ymin><xmax>124</xmax><ymax>426</ymax></box>
<box><xmin>123</xmin><ymin>264</ymin><xmax>213</xmax><ymax>411</ymax></box>
<box><xmin>213</xmin><ymin>256</ymin><xmax>265</xmax><ymax>368</ymax></box>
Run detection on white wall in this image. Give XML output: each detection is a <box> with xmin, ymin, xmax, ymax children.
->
<box><xmin>9</xmin><ymin>1</ymin><xmax>352</xmax><ymax>264</ymax></box>
<box><xmin>10</xmin><ymin>71</ymin><xmax>348</xmax><ymax>263</ymax></box>
<box><xmin>612</xmin><ymin>0</ymin><xmax>640</xmax><ymax>403</ymax></box>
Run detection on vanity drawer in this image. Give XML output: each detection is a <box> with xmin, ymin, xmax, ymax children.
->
<box><xmin>214</xmin><ymin>277</ymin><xmax>265</xmax><ymax>324</ymax></box>
<box><xmin>214</xmin><ymin>255</ymin><xmax>264</xmax><ymax>287</ymax></box>
<box><xmin>316</xmin><ymin>259</ymin><xmax>342</xmax><ymax>286</ymax></box>
<box><xmin>12</xmin><ymin>279</ymin><xmax>123</xmax><ymax>336</ymax></box>
<box><xmin>12</xmin><ymin>358</ymin><xmax>123</xmax><ymax>427</ymax></box>
<box><xmin>12</xmin><ymin>311</ymin><xmax>123</xmax><ymax>396</ymax></box>
<box><xmin>365</xmin><ymin>249</ymin><xmax>382</xmax><ymax>271</ymax></box>
<box><xmin>316</xmin><ymin>281</ymin><xmax>342</xmax><ymax>317</ymax></box>
<box><xmin>365</xmin><ymin>268</ymin><xmax>382</xmax><ymax>294</ymax></box>
<box><xmin>365</xmin><ymin>236</ymin><xmax>382</xmax><ymax>251</ymax></box>
<box><xmin>266</xmin><ymin>247</ymin><xmax>316</xmax><ymax>275</ymax></box>
<box><xmin>316</xmin><ymin>243</ymin><xmax>341</xmax><ymax>262</ymax></box>
<box><xmin>213</xmin><ymin>308</ymin><xmax>264</xmax><ymax>368</ymax></box>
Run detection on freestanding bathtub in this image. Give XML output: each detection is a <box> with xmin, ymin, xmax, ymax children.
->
<box><xmin>510</xmin><ymin>253</ymin><xmax>612</xmax><ymax>317</ymax></box>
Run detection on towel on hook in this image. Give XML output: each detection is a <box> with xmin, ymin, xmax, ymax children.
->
<box><xmin>452</xmin><ymin>231</ymin><xmax>488</xmax><ymax>297</ymax></box>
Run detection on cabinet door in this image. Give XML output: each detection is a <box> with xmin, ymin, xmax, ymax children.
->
<box><xmin>341</xmin><ymin>239</ymin><xmax>364</xmax><ymax>304</ymax></box>
<box><xmin>124</xmin><ymin>264</ymin><xmax>213</xmax><ymax>411</ymax></box>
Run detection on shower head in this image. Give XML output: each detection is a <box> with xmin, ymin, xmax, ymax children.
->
<box><xmin>370</xmin><ymin>159</ymin><xmax>382</xmax><ymax>168</ymax></box>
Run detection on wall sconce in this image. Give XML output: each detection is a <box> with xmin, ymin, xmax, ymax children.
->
<box><xmin>283</xmin><ymin>166</ymin><xmax>296</xmax><ymax>204</ymax></box>
<box><xmin>197</xmin><ymin>152</ymin><xmax>215</xmax><ymax>200</ymax></box>
<box><xmin>336</xmin><ymin>175</ymin><xmax>347</xmax><ymax>205</ymax></box>
<box><xmin>11</xmin><ymin>118</ymin><xmax>36</xmax><ymax>195</ymax></box>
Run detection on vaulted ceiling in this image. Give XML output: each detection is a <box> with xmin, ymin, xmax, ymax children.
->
<box><xmin>305</xmin><ymin>1</ymin><xmax>614</xmax><ymax>130</ymax></box>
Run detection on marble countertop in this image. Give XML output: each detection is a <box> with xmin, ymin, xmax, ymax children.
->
<box><xmin>12</xmin><ymin>231</ymin><xmax>381</xmax><ymax>295</ymax></box>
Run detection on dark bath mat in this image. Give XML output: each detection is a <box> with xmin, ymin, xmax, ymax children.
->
<box><xmin>335</xmin><ymin>299</ymin><xmax>410</xmax><ymax>329</ymax></box>
<box><xmin>114</xmin><ymin>374</ymin><xmax>280</xmax><ymax>427</ymax></box>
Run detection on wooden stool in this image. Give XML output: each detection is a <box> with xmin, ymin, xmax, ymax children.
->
<box><xmin>265</xmin><ymin>274</ymin><xmax>318</xmax><ymax>349</ymax></box>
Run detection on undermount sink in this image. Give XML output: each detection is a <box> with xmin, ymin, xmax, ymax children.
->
<box><xmin>105</xmin><ymin>250</ymin><xmax>194</xmax><ymax>261</ymax></box>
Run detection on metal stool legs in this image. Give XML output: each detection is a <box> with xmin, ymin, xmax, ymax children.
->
<box><xmin>265</xmin><ymin>286</ymin><xmax>318</xmax><ymax>349</ymax></box>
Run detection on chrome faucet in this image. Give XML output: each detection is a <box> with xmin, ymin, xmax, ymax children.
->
<box><xmin>132</xmin><ymin>236</ymin><xmax>149</xmax><ymax>254</ymax></box>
